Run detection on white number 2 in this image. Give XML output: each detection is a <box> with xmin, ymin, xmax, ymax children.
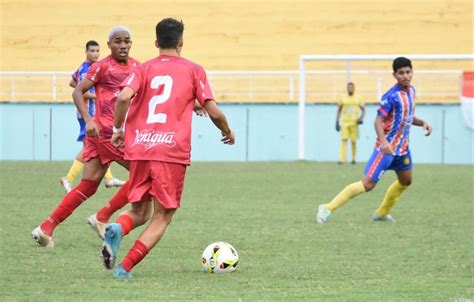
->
<box><xmin>146</xmin><ymin>75</ymin><xmax>173</xmax><ymax>124</ymax></box>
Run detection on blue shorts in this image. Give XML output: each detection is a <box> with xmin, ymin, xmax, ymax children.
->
<box><xmin>364</xmin><ymin>149</ymin><xmax>413</xmax><ymax>182</ymax></box>
<box><xmin>77</xmin><ymin>117</ymin><xmax>86</xmax><ymax>142</ymax></box>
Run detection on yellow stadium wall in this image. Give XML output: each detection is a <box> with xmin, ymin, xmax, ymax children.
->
<box><xmin>1</xmin><ymin>0</ymin><xmax>472</xmax><ymax>71</ymax></box>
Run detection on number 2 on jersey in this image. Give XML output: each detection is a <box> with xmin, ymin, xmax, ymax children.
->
<box><xmin>147</xmin><ymin>75</ymin><xmax>173</xmax><ymax>124</ymax></box>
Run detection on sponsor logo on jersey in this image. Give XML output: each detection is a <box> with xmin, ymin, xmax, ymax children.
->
<box><xmin>133</xmin><ymin>129</ymin><xmax>176</xmax><ymax>149</ymax></box>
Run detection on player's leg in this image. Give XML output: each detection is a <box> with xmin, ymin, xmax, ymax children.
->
<box><xmin>60</xmin><ymin>149</ymin><xmax>85</xmax><ymax>193</ymax></box>
<box><xmin>339</xmin><ymin>126</ymin><xmax>349</xmax><ymax>164</ymax></box>
<box><xmin>114</xmin><ymin>201</ymin><xmax>176</xmax><ymax>278</ymax></box>
<box><xmin>32</xmin><ymin>157</ymin><xmax>107</xmax><ymax>246</ymax></box>
<box><xmin>101</xmin><ymin>200</ymin><xmax>153</xmax><ymax>269</ymax></box>
<box><xmin>350</xmin><ymin>125</ymin><xmax>358</xmax><ymax>164</ymax></box>
<box><xmin>374</xmin><ymin>153</ymin><xmax>412</xmax><ymax>221</ymax></box>
<box><xmin>103</xmin><ymin>165</ymin><xmax>126</xmax><ymax>188</ymax></box>
<box><xmin>317</xmin><ymin>149</ymin><xmax>392</xmax><ymax>224</ymax></box>
<box><xmin>89</xmin><ymin>160</ymin><xmax>131</xmax><ymax>238</ymax></box>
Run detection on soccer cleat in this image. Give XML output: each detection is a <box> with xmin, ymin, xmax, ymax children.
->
<box><xmin>87</xmin><ymin>214</ymin><xmax>106</xmax><ymax>239</ymax></box>
<box><xmin>316</xmin><ymin>204</ymin><xmax>332</xmax><ymax>224</ymax></box>
<box><xmin>372</xmin><ymin>212</ymin><xmax>396</xmax><ymax>223</ymax></box>
<box><xmin>102</xmin><ymin>223</ymin><xmax>123</xmax><ymax>269</ymax></box>
<box><xmin>113</xmin><ymin>264</ymin><xmax>132</xmax><ymax>279</ymax></box>
<box><xmin>60</xmin><ymin>177</ymin><xmax>72</xmax><ymax>193</ymax></box>
<box><xmin>31</xmin><ymin>226</ymin><xmax>54</xmax><ymax>247</ymax></box>
<box><xmin>351</xmin><ymin>160</ymin><xmax>356</xmax><ymax>165</ymax></box>
<box><xmin>104</xmin><ymin>178</ymin><xmax>126</xmax><ymax>188</ymax></box>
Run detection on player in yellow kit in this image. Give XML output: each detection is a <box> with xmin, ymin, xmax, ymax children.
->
<box><xmin>335</xmin><ymin>82</ymin><xmax>365</xmax><ymax>164</ymax></box>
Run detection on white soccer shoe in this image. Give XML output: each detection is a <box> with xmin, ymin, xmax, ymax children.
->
<box><xmin>104</xmin><ymin>178</ymin><xmax>126</xmax><ymax>188</ymax></box>
<box><xmin>31</xmin><ymin>226</ymin><xmax>54</xmax><ymax>247</ymax></box>
<box><xmin>316</xmin><ymin>204</ymin><xmax>332</xmax><ymax>224</ymax></box>
<box><xmin>60</xmin><ymin>177</ymin><xmax>72</xmax><ymax>193</ymax></box>
<box><xmin>87</xmin><ymin>214</ymin><xmax>106</xmax><ymax>239</ymax></box>
<box><xmin>372</xmin><ymin>212</ymin><xmax>396</xmax><ymax>223</ymax></box>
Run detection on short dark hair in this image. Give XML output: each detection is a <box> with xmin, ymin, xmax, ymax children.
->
<box><xmin>347</xmin><ymin>82</ymin><xmax>355</xmax><ymax>86</ymax></box>
<box><xmin>155</xmin><ymin>18</ymin><xmax>184</xmax><ymax>49</ymax></box>
<box><xmin>85</xmin><ymin>40</ymin><xmax>99</xmax><ymax>50</ymax></box>
<box><xmin>392</xmin><ymin>57</ymin><xmax>412</xmax><ymax>72</ymax></box>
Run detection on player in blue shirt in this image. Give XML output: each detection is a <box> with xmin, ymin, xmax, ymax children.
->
<box><xmin>60</xmin><ymin>40</ymin><xmax>125</xmax><ymax>193</ymax></box>
<box><xmin>317</xmin><ymin>57</ymin><xmax>433</xmax><ymax>224</ymax></box>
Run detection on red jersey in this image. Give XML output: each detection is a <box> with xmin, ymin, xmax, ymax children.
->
<box><xmin>86</xmin><ymin>55</ymin><xmax>140</xmax><ymax>138</ymax></box>
<box><xmin>122</xmin><ymin>55</ymin><xmax>214</xmax><ymax>165</ymax></box>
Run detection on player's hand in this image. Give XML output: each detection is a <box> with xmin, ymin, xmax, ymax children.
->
<box><xmin>357</xmin><ymin>118</ymin><xmax>364</xmax><ymax>125</ymax></box>
<box><xmin>86</xmin><ymin>120</ymin><xmax>100</xmax><ymax>138</ymax></box>
<box><xmin>380</xmin><ymin>140</ymin><xmax>394</xmax><ymax>155</ymax></box>
<box><xmin>335</xmin><ymin>121</ymin><xmax>341</xmax><ymax>132</ymax></box>
<box><xmin>221</xmin><ymin>131</ymin><xmax>235</xmax><ymax>145</ymax></box>
<box><xmin>111</xmin><ymin>132</ymin><xmax>124</xmax><ymax>148</ymax></box>
<box><xmin>422</xmin><ymin>122</ymin><xmax>432</xmax><ymax>136</ymax></box>
<box><xmin>194</xmin><ymin>103</ymin><xmax>208</xmax><ymax>117</ymax></box>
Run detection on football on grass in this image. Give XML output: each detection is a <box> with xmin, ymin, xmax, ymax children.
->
<box><xmin>202</xmin><ymin>242</ymin><xmax>239</xmax><ymax>273</ymax></box>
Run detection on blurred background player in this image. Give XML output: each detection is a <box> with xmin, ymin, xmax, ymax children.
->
<box><xmin>317</xmin><ymin>57</ymin><xmax>433</xmax><ymax>224</ymax></box>
<box><xmin>101</xmin><ymin>18</ymin><xmax>235</xmax><ymax>279</ymax></box>
<box><xmin>60</xmin><ymin>40</ymin><xmax>125</xmax><ymax>193</ymax></box>
<box><xmin>32</xmin><ymin>26</ymin><xmax>141</xmax><ymax>247</ymax></box>
<box><xmin>335</xmin><ymin>82</ymin><xmax>365</xmax><ymax>164</ymax></box>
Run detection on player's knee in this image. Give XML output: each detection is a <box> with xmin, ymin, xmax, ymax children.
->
<box><xmin>362</xmin><ymin>179</ymin><xmax>376</xmax><ymax>192</ymax></box>
<box><xmin>399</xmin><ymin>179</ymin><xmax>412</xmax><ymax>186</ymax></box>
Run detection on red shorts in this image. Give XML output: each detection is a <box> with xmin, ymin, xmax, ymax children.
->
<box><xmin>128</xmin><ymin>161</ymin><xmax>187</xmax><ymax>209</ymax></box>
<box><xmin>83</xmin><ymin>136</ymin><xmax>124</xmax><ymax>165</ymax></box>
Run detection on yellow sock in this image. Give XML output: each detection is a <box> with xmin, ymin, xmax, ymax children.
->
<box><xmin>104</xmin><ymin>167</ymin><xmax>114</xmax><ymax>181</ymax></box>
<box><xmin>339</xmin><ymin>140</ymin><xmax>347</xmax><ymax>163</ymax></box>
<box><xmin>66</xmin><ymin>160</ymin><xmax>84</xmax><ymax>183</ymax></box>
<box><xmin>325</xmin><ymin>181</ymin><xmax>366</xmax><ymax>212</ymax></box>
<box><xmin>376</xmin><ymin>181</ymin><xmax>408</xmax><ymax>216</ymax></box>
<box><xmin>351</xmin><ymin>141</ymin><xmax>357</xmax><ymax>162</ymax></box>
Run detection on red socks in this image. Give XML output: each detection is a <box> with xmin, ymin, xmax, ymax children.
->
<box><xmin>121</xmin><ymin>240</ymin><xmax>149</xmax><ymax>272</ymax></box>
<box><xmin>116</xmin><ymin>214</ymin><xmax>134</xmax><ymax>236</ymax></box>
<box><xmin>96</xmin><ymin>181</ymin><xmax>130</xmax><ymax>223</ymax></box>
<box><xmin>40</xmin><ymin>179</ymin><xmax>99</xmax><ymax>236</ymax></box>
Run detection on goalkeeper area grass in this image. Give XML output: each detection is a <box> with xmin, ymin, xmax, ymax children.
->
<box><xmin>0</xmin><ymin>161</ymin><xmax>472</xmax><ymax>301</ymax></box>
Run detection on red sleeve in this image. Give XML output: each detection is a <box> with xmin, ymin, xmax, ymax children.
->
<box><xmin>85</xmin><ymin>62</ymin><xmax>102</xmax><ymax>83</ymax></box>
<box><xmin>121</xmin><ymin>69</ymin><xmax>142</xmax><ymax>94</ymax></box>
<box><xmin>194</xmin><ymin>66</ymin><xmax>214</xmax><ymax>106</ymax></box>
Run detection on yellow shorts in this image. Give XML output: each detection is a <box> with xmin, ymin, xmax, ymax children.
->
<box><xmin>341</xmin><ymin>124</ymin><xmax>358</xmax><ymax>141</ymax></box>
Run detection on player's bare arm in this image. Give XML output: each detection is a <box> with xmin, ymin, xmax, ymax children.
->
<box><xmin>358</xmin><ymin>105</ymin><xmax>366</xmax><ymax>124</ymax></box>
<box><xmin>412</xmin><ymin>116</ymin><xmax>432</xmax><ymax>136</ymax></box>
<box><xmin>374</xmin><ymin>115</ymin><xmax>393</xmax><ymax>154</ymax></box>
<box><xmin>72</xmin><ymin>78</ymin><xmax>100</xmax><ymax>137</ymax></box>
<box><xmin>204</xmin><ymin>100</ymin><xmax>235</xmax><ymax>145</ymax></box>
<box><xmin>335</xmin><ymin>105</ymin><xmax>342</xmax><ymax>131</ymax></box>
<box><xmin>194</xmin><ymin>100</ymin><xmax>208</xmax><ymax>117</ymax></box>
<box><xmin>111</xmin><ymin>86</ymin><xmax>134</xmax><ymax>148</ymax></box>
<box><xmin>69</xmin><ymin>79</ymin><xmax>77</xmax><ymax>88</ymax></box>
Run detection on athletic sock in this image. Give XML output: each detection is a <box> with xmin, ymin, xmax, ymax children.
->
<box><xmin>376</xmin><ymin>181</ymin><xmax>408</xmax><ymax>216</ymax></box>
<box><xmin>104</xmin><ymin>167</ymin><xmax>114</xmax><ymax>181</ymax></box>
<box><xmin>66</xmin><ymin>160</ymin><xmax>84</xmax><ymax>183</ymax></box>
<box><xmin>96</xmin><ymin>181</ymin><xmax>130</xmax><ymax>223</ymax></box>
<box><xmin>339</xmin><ymin>140</ymin><xmax>347</xmax><ymax>163</ymax></box>
<box><xmin>116</xmin><ymin>213</ymin><xmax>134</xmax><ymax>236</ymax></box>
<box><xmin>325</xmin><ymin>181</ymin><xmax>366</xmax><ymax>212</ymax></box>
<box><xmin>121</xmin><ymin>240</ymin><xmax>149</xmax><ymax>272</ymax></box>
<box><xmin>351</xmin><ymin>141</ymin><xmax>357</xmax><ymax>162</ymax></box>
<box><xmin>40</xmin><ymin>179</ymin><xmax>99</xmax><ymax>236</ymax></box>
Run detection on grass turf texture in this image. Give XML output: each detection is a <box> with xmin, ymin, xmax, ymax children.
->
<box><xmin>0</xmin><ymin>161</ymin><xmax>472</xmax><ymax>301</ymax></box>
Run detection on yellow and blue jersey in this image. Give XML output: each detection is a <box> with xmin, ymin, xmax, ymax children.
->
<box><xmin>72</xmin><ymin>61</ymin><xmax>95</xmax><ymax>141</ymax></box>
<box><xmin>375</xmin><ymin>84</ymin><xmax>416</xmax><ymax>156</ymax></box>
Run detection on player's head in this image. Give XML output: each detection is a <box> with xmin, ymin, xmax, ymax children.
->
<box><xmin>155</xmin><ymin>18</ymin><xmax>184</xmax><ymax>54</ymax></box>
<box><xmin>346</xmin><ymin>82</ymin><xmax>355</xmax><ymax>95</ymax></box>
<box><xmin>107</xmin><ymin>25</ymin><xmax>132</xmax><ymax>63</ymax></box>
<box><xmin>85</xmin><ymin>40</ymin><xmax>100</xmax><ymax>63</ymax></box>
<box><xmin>392</xmin><ymin>57</ymin><xmax>413</xmax><ymax>89</ymax></box>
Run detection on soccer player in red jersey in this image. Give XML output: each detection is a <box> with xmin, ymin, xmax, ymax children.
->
<box><xmin>31</xmin><ymin>26</ymin><xmax>143</xmax><ymax>247</ymax></box>
<box><xmin>101</xmin><ymin>18</ymin><xmax>235</xmax><ymax>279</ymax></box>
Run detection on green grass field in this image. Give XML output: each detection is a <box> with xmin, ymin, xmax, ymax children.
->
<box><xmin>0</xmin><ymin>161</ymin><xmax>472</xmax><ymax>301</ymax></box>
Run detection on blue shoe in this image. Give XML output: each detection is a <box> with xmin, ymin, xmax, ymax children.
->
<box><xmin>113</xmin><ymin>264</ymin><xmax>132</xmax><ymax>279</ymax></box>
<box><xmin>102</xmin><ymin>223</ymin><xmax>122</xmax><ymax>269</ymax></box>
